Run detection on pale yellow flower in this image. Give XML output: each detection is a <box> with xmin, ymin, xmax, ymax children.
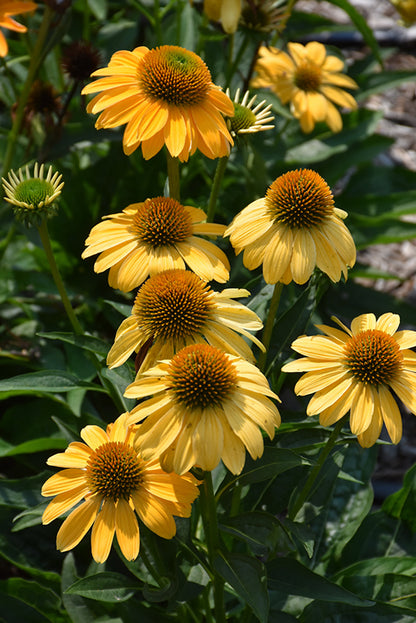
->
<box><xmin>252</xmin><ymin>42</ymin><xmax>358</xmax><ymax>133</ymax></box>
<box><xmin>282</xmin><ymin>313</ymin><xmax>416</xmax><ymax>447</ymax></box>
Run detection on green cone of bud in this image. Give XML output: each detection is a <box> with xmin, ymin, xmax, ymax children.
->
<box><xmin>2</xmin><ymin>163</ymin><xmax>64</xmax><ymax>227</ymax></box>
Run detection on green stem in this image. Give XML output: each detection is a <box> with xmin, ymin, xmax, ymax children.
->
<box><xmin>200</xmin><ymin>472</ymin><xmax>226</xmax><ymax>623</ymax></box>
<box><xmin>37</xmin><ymin>218</ymin><xmax>83</xmax><ymax>335</ymax></box>
<box><xmin>38</xmin><ymin>219</ymin><xmax>126</xmax><ymax>414</ymax></box>
<box><xmin>206</xmin><ymin>156</ymin><xmax>229</xmax><ymax>222</ymax></box>
<box><xmin>166</xmin><ymin>152</ymin><xmax>180</xmax><ymax>201</ymax></box>
<box><xmin>257</xmin><ymin>282</ymin><xmax>283</xmax><ymax>372</ymax></box>
<box><xmin>2</xmin><ymin>5</ymin><xmax>53</xmax><ymax>177</ymax></box>
<box><xmin>226</xmin><ymin>33</ymin><xmax>250</xmax><ymax>89</ymax></box>
<box><xmin>289</xmin><ymin>416</ymin><xmax>346</xmax><ymax>521</ymax></box>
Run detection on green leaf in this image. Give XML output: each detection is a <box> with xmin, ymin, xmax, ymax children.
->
<box><xmin>214</xmin><ymin>552</ymin><xmax>269</xmax><ymax>623</ymax></box>
<box><xmin>65</xmin><ymin>572</ymin><xmax>138</xmax><ymax>602</ymax></box>
<box><xmin>0</xmin><ymin>578</ymin><xmax>67</xmax><ymax>623</ymax></box>
<box><xmin>0</xmin><ymin>370</ymin><xmax>105</xmax><ymax>395</ymax></box>
<box><xmin>0</xmin><ymin>437</ymin><xmax>66</xmax><ymax>457</ymax></box>
<box><xmin>220</xmin><ymin>511</ymin><xmax>284</xmax><ymax>555</ymax></box>
<box><xmin>0</xmin><ymin>473</ymin><xmax>46</xmax><ymax>509</ymax></box>
<box><xmin>383</xmin><ymin>464</ymin><xmax>416</xmax><ymax>532</ymax></box>
<box><xmin>324</xmin><ymin>0</ymin><xmax>382</xmax><ymax>65</ymax></box>
<box><xmin>217</xmin><ymin>447</ymin><xmax>309</xmax><ymax>498</ymax></box>
<box><xmin>99</xmin><ymin>367</ymin><xmax>136</xmax><ymax>411</ymax></box>
<box><xmin>37</xmin><ymin>332</ymin><xmax>109</xmax><ymax>358</ymax></box>
<box><xmin>357</xmin><ymin>70</ymin><xmax>416</xmax><ymax>100</ymax></box>
<box><xmin>267</xmin><ymin>558</ymin><xmax>373</xmax><ymax>606</ymax></box>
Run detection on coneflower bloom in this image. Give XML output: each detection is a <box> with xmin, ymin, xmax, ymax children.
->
<box><xmin>226</xmin><ymin>88</ymin><xmax>274</xmax><ymax>136</ymax></box>
<box><xmin>81</xmin><ymin>45</ymin><xmax>234</xmax><ymax>160</ymax></box>
<box><xmin>390</xmin><ymin>0</ymin><xmax>416</xmax><ymax>25</ymax></box>
<box><xmin>82</xmin><ymin>197</ymin><xmax>230</xmax><ymax>292</ymax></box>
<box><xmin>125</xmin><ymin>343</ymin><xmax>281</xmax><ymax>475</ymax></box>
<box><xmin>41</xmin><ymin>414</ymin><xmax>199</xmax><ymax>563</ymax></box>
<box><xmin>204</xmin><ymin>0</ymin><xmax>242</xmax><ymax>33</ymax></box>
<box><xmin>0</xmin><ymin>1</ymin><xmax>37</xmax><ymax>57</ymax></box>
<box><xmin>252</xmin><ymin>42</ymin><xmax>358</xmax><ymax>133</ymax></box>
<box><xmin>282</xmin><ymin>313</ymin><xmax>416</xmax><ymax>447</ymax></box>
<box><xmin>225</xmin><ymin>168</ymin><xmax>356</xmax><ymax>285</ymax></box>
<box><xmin>107</xmin><ymin>269</ymin><xmax>264</xmax><ymax>372</ymax></box>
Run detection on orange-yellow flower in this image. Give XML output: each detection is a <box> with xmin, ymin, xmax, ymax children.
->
<box><xmin>225</xmin><ymin>169</ymin><xmax>356</xmax><ymax>285</ymax></box>
<box><xmin>107</xmin><ymin>268</ymin><xmax>264</xmax><ymax>372</ymax></box>
<box><xmin>41</xmin><ymin>414</ymin><xmax>199</xmax><ymax>563</ymax></box>
<box><xmin>82</xmin><ymin>197</ymin><xmax>230</xmax><ymax>292</ymax></box>
<box><xmin>0</xmin><ymin>1</ymin><xmax>37</xmax><ymax>57</ymax></box>
<box><xmin>282</xmin><ymin>313</ymin><xmax>416</xmax><ymax>447</ymax></box>
<box><xmin>390</xmin><ymin>0</ymin><xmax>416</xmax><ymax>25</ymax></box>
<box><xmin>81</xmin><ymin>45</ymin><xmax>234</xmax><ymax>161</ymax></box>
<box><xmin>252</xmin><ymin>42</ymin><xmax>358</xmax><ymax>133</ymax></box>
<box><xmin>204</xmin><ymin>0</ymin><xmax>242</xmax><ymax>33</ymax></box>
<box><xmin>125</xmin><ymin>343</ymin><xmax>281</xmax><ymax>475</ymax></box>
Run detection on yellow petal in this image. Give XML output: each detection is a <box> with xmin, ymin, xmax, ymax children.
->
<box><xmin>131</xmin><ymin>490</ymin><xmax>176</xmax><ymax>538</ymax></box>
<box><xmin>42</xmin><ymin>485</ymin><xmax>89</xmax><ymax>524</ymax></box>
<box><xmin>91</xmin><ymin>499</ymin><xmax>116</xmax><ymax>563</ymax></box>
<box><xmin>115</xmin><ymin>498</ymin><xmax>140</xmax><ymax>561</ymax></box>
<box><xmin>351</xmin><ymin>314</ymin><xmax>376</xmax><ymax>335</ymax></box>
<box><xmin>80</xmin><ymin>425</ymin><xmax>108</xmax><ymax>450</ymax></box>
<box><xmin>56</xmin><ymin>496</ymin><xmax>101</xmax><ymax>552</ymax></box>
<box><xmin>291</xmin><ymin>228</ymin><xmax>316</xmax><ymax>284</ymax></box>
<box><xmin>378</xmin><ymin>385</ymin><xmax>402</xmax><ymax>444</ymax></box>
<box><xmin>193</xmin><ymin>409</ymin><xmax>224</xmax><ymax>471</ymax></box>
<box><xmin>42</xmin><ymin>469</ymin><xmax>87</xmax><ymax>496</ymax></box>
<box><xmin>349</xmin><ymin>384</ymin><xmax>375</xmax><ymax>435</ymax></box>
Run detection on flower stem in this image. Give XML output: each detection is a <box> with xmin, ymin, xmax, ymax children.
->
<box><xmin>166</xmin><ymin>152</ymin><xmax>180</xmax><ymax>201</ymax></box>
<box><xmin>289</xmin><ymin>416</ymin><xmax>346</xmax><ymax>521</ymax></box>
<box><xmin>2</xmin><ymin>5</ymin><xmax>54</xmax><ymax>178</ymax></box>
<box><xmin>38</xmin><ymin>219</ymin><xmax>127</xmax><ymax>414</ymax></box>
<box><xmin>200</xmin><ymin>472</ymin><xmax>226</xmax><ymax>623</ymax></box>
<box><xmin>258</xmin><ymin>282</ymin><xmax>284</xmax><ymax>372</ymax></box>
<box><xmin>206</xmin><ymin>156</ymin><xmax>229</xmax><ymax>223</ymax></box>
<box><xmin>37</xmin><ymin>218</ymin><xmax>83</xmax><ymax>335</ymax></box>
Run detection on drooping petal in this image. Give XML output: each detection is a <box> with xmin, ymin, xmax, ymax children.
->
<box><xmin>91</xmin><ymin>499</ymin><xmax>116</xmax><ymax>563</ymax></box>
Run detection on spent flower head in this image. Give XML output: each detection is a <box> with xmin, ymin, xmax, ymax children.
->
<box><xmin>240</xmin><ymin>0</ymin><xmax>290</xmax><ymax>33</ymax></box>
<box><xmin>2</xmin><ymin>162</ymin><xmax>64</xmax><ymax>226</ymax></box>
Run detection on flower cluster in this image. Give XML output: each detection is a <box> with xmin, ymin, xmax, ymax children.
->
<box><xmin>38</xmin><ymin>39</ymin><xmax>416</xmax><ymax>568</ymax></box>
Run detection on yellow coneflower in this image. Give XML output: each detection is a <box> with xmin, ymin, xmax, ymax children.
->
<box><xmin>81</xmin><ymin>45</ymin><xmax>234</xmax><ymax>160</ymax></box>
<box><xmin>125</xmin><ymin>343</ymin><xmax>281</xmax><ymax>475</ymax></box>
<box><xmin>0</xmin><ymin>1</ymin><xmax>37</xmax><ymax>57</ymax></box>
<box><xmin>107</xmin><ymin>268</ymin><xmax>264</xmax><ymax>371</ymax></box>
<box><xmin>226</xmin><ymin>88</ymin><xmax>274</xmax><ymax>136</ymax></box>
<box><xmin>390</xmin><ymin>0</ymin><xmax>416</xmax><ymax>25</ymax></box>
<box><xmin>225</xmin><ymin>168</ymin><xmax>356</xmax><ymax>285</ymax></box>
<box><xmin>41</xmin><ymin>413</ymin><xmax>200</xmax><ymax>563</ymax></box>
<box><xmin>82</xmin><ymin>197</ymin><xmax>230</xmax><ymax>292</ymax></box>
<box><xmin>252</xmin><ymin>42</ymin><xmax>358</xmax><ymax>133</ymax></box>
<box><xmin>282</xmin><ymin>313</ymin><xmax>416</xmax><ymax>447</ymax></box>
<box><xmin>204</xmin><ymin>0</ymin><xmax>242</xmax><ymax>33</ymax></box>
